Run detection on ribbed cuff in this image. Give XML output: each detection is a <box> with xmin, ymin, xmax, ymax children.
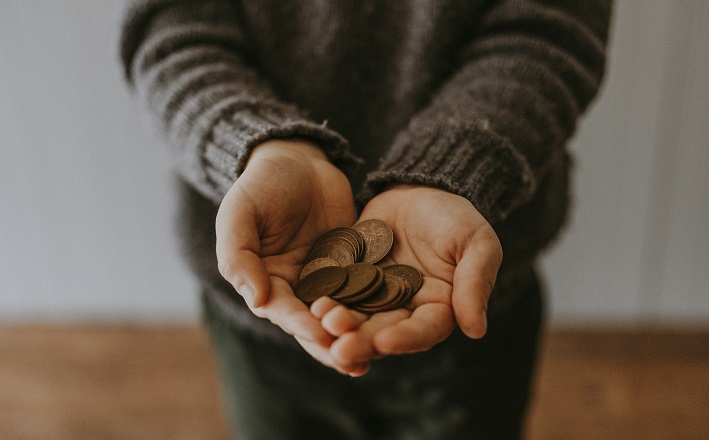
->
<box><xmin>200</xmin><ymin>102</ymin><xmax>362</xmax><ymax>200</ymax></box>
<box><xmin>360</xmin><ymin>117</ymin><xmax>535</xmax><ymax>224</ymax></box>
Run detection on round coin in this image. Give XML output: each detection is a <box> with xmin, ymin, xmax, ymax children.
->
<box><xmin>340</xmin><ymin>228</ymin><xmax>366</xmax><ymax>261</ymax></box>
<box><xmin>383</xmin><ymin>264</ymin><xmax>423</xmax><ymax>294</ymax></box>
<box><xmin>396</xmin><ymin>277</ymin><xmax>414</xmax><ymax>305</ymax></box>
<box><xmin>352</xmin><ymin>273</ymin><xmax>405</xmax><ymax>313</ymax></box>
<box><xmin>330</xmin><ymin>262</ymin><xmax>381</xmax><ymax>303</ymax></box>
<box><xmin>299</xmin><ymin>257</ymin><xmax>340</xmax><ymax>281</ymax></box>
<box><xmin>294</xmin><ymin>266</ymin><xmax>347</xmax><ymax>305</ymax></box>
<box><xmin>333</xmin><ymin>229</ymin><xmax>365</xmax><ymax>262</ymax></box>
<box><xmin>352</xmin><ymin>219</ymin><xmax>394</xmax><ymax>264</ymax></box>
<box><xmin>306</xmin><ymin>241</ymin><xmax>356</xmax><ymax>267</ymax></box>
<box><xmin>328</xmin><ymin>236</ymin><xmax>360</xmax><ymax>260</ymax></box>
<box><xmin>338</xmin><ymin>265</ymin><xmax>384</xmax><ymax>305</ymax></box>
<box><xmin>311</xmin><ymin>228</ymin><xmax>361</xmax><ymax>260</ymax></box>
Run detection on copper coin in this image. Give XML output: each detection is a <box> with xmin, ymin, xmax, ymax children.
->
<box><xmin>328</xmin><ymin>236</ymin><xmax>360</xmax><ymax>261</ymax></box>
<box><xmin>336</xmin><ymin>232</ymin><xmax>364</xmax><ymax>262</ymax></box>
<box><xmin>377</xmin><ymin>276</ymin><xmax>411</xmax><ymax>311</ymax></box>
<box><xmin>339</xmin><ymin>228</ymin><xmax>366</xmax><ymax>261</ymax></box>
<box><xmin>294</xmin><ymin>266</ymin><xmax>347</xmax><ymax>304</ymax></box>
<box><xmin>338</xmin><ymin>265</ymin><xmax>384</xmax><ymax>305</ymax></box>
<box><xmin>317</xmin><ymin>228</ymin><xmax>363</xmax><ymax>253</ymax></box>
<box><xmin>376</xmin><ymin>276</ymin><xmax>412</xmax><ymax>310</ymax></box>
<box><xmin>311</xmin><ymin>228</ymin><xmax>362</xmax><ymax>261</ymax></box>
<box><xmin>352</xmin><ymin>273</ymin><xmax>405</xmax><ymax>313</ymax></box>
<box><xmin>330</xmin><ymin>262</ymin><xmax>381</xmax><ymax>302</ymax></box>
<box><xmin>306</xmin><ymin>241</ymin><xmax>356</xmax><ymax>267</ymax></box>
<box><xmin>383</xmin><ymin>265</ymin><xmax>423</xmax><ymax>294</ymax></box>
<box><xmin>395</xmin><ymin>277</ymin><xmax>414</xmax><ymax>306</ymax></box>
<box><xmin>299</xmin><ymin>257</ymin><xmax>339</xmax><ymax>281</ymax></box>
<box><xmin>353</xmin><ymin>219</ymin><xmax>394</xmax><ymax>264</ymax></box>
<box><xmin>312</xmin><ymin>227</ymin><xmax>352</xmax><ymax>246</ymax></box>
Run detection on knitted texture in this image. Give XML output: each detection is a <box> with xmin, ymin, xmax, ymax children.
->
<box><xmin>121</xmin><ymin>0</ymin><xmax>611</xmax><ymax>329</ymax></box>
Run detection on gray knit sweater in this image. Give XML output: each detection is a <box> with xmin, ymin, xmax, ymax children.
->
<box><xmin>121</xmin><ymin>0</ymin><xmax>611</xmax><ymax>334</ymax></box>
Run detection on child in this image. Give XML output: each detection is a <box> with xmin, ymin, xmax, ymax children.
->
<box><xmin>121</xmin><ymin>1</ymin><xmax>611</xmax><ymax>438</ymax></box>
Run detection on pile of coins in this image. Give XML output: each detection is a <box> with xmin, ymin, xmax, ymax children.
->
<box><xmin>294</xmin><ymin>219</ymin><xmax>423</xmax><ymax>313</ymax></box>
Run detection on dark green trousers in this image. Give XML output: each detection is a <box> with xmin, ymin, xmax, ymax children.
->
<box><xmin>203</xmin><ymin>270</ymin><xmax>543</xmax><ymax>440</ymax></box>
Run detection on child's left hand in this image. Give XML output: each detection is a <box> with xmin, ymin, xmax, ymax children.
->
<box><xmin>309</xmin><ymin>184</ymin><xmax>502</xmax><ymax>373</ymax></box>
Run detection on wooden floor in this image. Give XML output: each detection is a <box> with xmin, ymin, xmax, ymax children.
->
<box><xmin>0</xmin><ymin>325</ymin><xmax>707</xmax><ymax>440</ymax></box>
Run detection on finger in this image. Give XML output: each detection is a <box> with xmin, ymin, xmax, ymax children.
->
<box><xmin>310</xmin><ymin>296</ymin><xmax>341</xmax><ymax>318</ymax></box>
<box><xmin>224</xmin><ymin>249</ymin><xmax>271</xmax><ymax>308</ymax></box>
<box><xmin>321</xmin><ymin>305</ymin><xmax>368</xmax><ymax>336</ymax></box>
<box><xmin>296</xmin><ymin>336</ymin><xmax>370</xmax><ymax>377</ymax></box>
<box><xmin>215</xmin><ymin>189</ymin><xmax>271</xmax><ymax>307</ymax></box>
<box><xmin>345</xmin><ymin>362</ymin><xmax>371</xmax><ymax>378</ymax></box>
<box><xmin>331</xmin><ymin>308</ymin><xmax>410</xmax><ymax>364</ymax></box>
<box><xmin>257</xmin><ymin>277</ymin><xmax>334</xmax><ymax>347</ymax></box>
<box><xmin>311</xmin><ymin>297</ymin><xmax>368</xmax><ymax>337</ymax></box>
<box><xmin>330</xmin><ymin>332</ymin><xmax>378</xmax><ymax>366</ymax></box>
<box><xmin>451</xmin><ymin>235</ymin><xmax>502</xmax><ymax>339</ymax></box>
<box><xmin>372</xmin><ymin>303</ymin><xmax>455</xmax><ymax>354</ymax></box>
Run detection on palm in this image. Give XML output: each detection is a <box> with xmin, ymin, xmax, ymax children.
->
<box><xmin>321</xmin><ymin>185</ymin><xmax>502</xmax><ymax>368</ymax></box>
<box><xmin>216</xmin><ymin>141</ymin><xmax>354</xmax><ymax>348</ymax></box>
<box><xmin>240</xmin><ymin>158</ymin><xmax>354</xmax><ymax>285</ymax></box>
<box><xmin>375</xmin><ymin>210</ymin><xmax>458</xmax><ymax>299</ymax></box>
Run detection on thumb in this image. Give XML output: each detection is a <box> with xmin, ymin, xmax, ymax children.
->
<box><xmin>215</xmin><ymin>188</ymin><xmax>271</xmax><ymax>308</ymax></box>
<box><xmin>451</xmin><ymin>233</ymin><xmax>502</xmax><ymax>339</ymax></box>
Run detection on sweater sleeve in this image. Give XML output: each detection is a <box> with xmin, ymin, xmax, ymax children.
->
<box><xmin>360</xmin><ymin>0</ymin><xmax>612</xmax><ymax>224</ymax></box>
<box><xmin>120</xmin><ymin>0</ymin><xmax>360</xmax><ymax>204</ymax></box>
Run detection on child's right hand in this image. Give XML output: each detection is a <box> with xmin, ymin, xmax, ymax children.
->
<box><xmin>215</xmin><ymin>139</ymin><xmax>369</xmax><ymax>375</ymax></box>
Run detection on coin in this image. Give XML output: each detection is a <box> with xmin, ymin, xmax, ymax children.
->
<box><xmin>383</xmin><ymin>264</ymin><xmax>422</xmax><ymax>295</ymax></box>
<box><xmin>330</xmin><ymin>262</ymin><xmax>382</xmax><ymax>303</ymax></box>
<box><xmin>295</xmin><ymin>220</ymin><xmax>424</xmax><ymax>313</ymax></box>
<box><xmin>299</xmin><ymin>257</ymin><xmax>340</xmax><ymax>280</ymax></box>
<box><xmin>316</xmin><ymin>227</ymin><xmax>365</xmax><ymax>262</ymax></box>
<box><xmin>353</xmin><ymin>219</ymin><xmax>394</xmax><ymax>264</ymax></box>
<box><xmin>294</xmin><ymin>266</ymin><xmax>347</xmax><ymax>305</ymax></box>
<box><xmin>306</xmin><ymin>241</ymin><xmax>356</xmax><ymax>267</ymax></box>
<box><xmin>338</xmin><ymin>264</ymin><xmax>384</xmax><ymax>305</ymax></box>
<box><xmin>328</xmin><ymin>236</ymin><xmax>359</xmax><ymax>260</ymax></box>
<box><xmin>351</xmin><ymin>273</ymin><xmax>407</xmax><ymax>313</ymax></box>
<box><xmin>392</xmin><ymin>276</ymin><xmax>413</xmax><ymax>308</ymax></box>
<box><xmin>338</xmin><ymin>229</ymin><xmax>365</xmax><ymax>262</ymax></box>
<box><xmin>396</xmin><ymin>277</ymin><xmax>414</xmax><ymax>305</ymax></box>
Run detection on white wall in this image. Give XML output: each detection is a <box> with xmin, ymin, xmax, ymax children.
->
<box><xmin>541</xmin><ymin>0</ymin><xmax>709</xmax><ymax>326</ymax></box>
<box><xmin>0</xmin><ymin>1</ymin><xmax>198</xmax><ymax>322</ymax></box>
<box><xmin>1</xmin><ymin>1</ymin><xmax>707</xmax><ymax>325</ymax></box>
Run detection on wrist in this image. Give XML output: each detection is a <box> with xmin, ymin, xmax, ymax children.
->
<box><xmin>376</xmin><ymin>183</ymin><xmax>451</xmax><ymax>199</ymax></box>
<box><xmin>370</xmin><ymin>183</ymin><xmax>477</xmax><ymax>213</ymax></box>
<box><xmin>247</xmin><ymin>138</ymin><xmax>329</xmax><ymax>168</ymax></box>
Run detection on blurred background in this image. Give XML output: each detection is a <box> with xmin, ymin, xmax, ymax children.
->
<box><xmin>1</xmin><ymin>1</ymin><xmax>707</xmax><ymax>439</ymax></box>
